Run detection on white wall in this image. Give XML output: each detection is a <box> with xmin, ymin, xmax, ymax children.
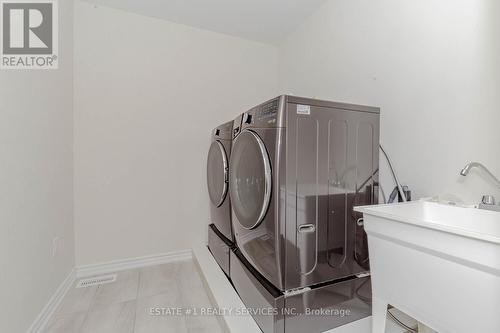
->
<box><xmin>74</xmin><ymin>0</ymin><xmax>499</xmax><ymax>267</ymax></box>
<box><xmin>278</xmin><ymin>0</ymin><xmax>500</xmax><ymax>204</ymax></box>
<box><xmin>74</xmin><ymin>1</ymin><xmax>278</xmax><ymax>265</ymax></box>
<box><xmin>0</xmin><ymin>1</ymin><xmax>74</xmax><ymax>332</ymax></box>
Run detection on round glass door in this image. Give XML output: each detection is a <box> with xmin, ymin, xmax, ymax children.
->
<box><xmin>229</xmin><ymin>130</ymin><xmax>272</xmax><ymax>230</ymax></box>
<box><xmin>207</xmin><ymin>140</ymin><xmax>229</xmax><ymax>207</ymax></box>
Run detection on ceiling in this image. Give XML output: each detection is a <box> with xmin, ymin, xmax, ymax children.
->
<box><xmin>83</xmin><ymin>0</ymin><xmax>328</xmax><ymax>44</ymax></box>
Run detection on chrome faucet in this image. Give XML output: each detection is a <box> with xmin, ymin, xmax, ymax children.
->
<box><xmin>460</xmin><ymin>162</ymin><xmax>500</xmax><ymax>188</ymax></box>
<box><xmin>460</xmin><ymin>162</ymin><xmax>500</xmax><ymax>212</ymax></box>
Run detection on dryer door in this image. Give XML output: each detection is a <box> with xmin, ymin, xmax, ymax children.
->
<box><xmin>229</xmin><ymin>130</ymin><xmax>272</xmax><ymax>230</ymax></box>
<box><xmin>207</xmin><ymin>140</ymin><xmax>229</xmax><ymax>207</ymax></box>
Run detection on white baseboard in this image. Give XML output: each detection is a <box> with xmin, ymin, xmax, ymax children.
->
<box><xmin>27</xmin><ymin>249</ymin><xmax>192</xmax><ymax>333</ymax></box>
<box><xmin>76</xmin><ymin>249</ymin><xmax>193</xmax><ymax>278</ymax></box>
<box><xmin>27</xmin><ymin>268</ymin><xmax>76</xmax><ymax>333</ymax></box>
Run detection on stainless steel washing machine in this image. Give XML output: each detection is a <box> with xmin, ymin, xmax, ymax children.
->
<box><xmin>206</xmin><ymin>115</ymin><xmax>243</xmax><ymax>276</ymax></box>
<box><xmin>228</xmin><ymin>95</ymin><xmax>379</xmax><ymax>333</ymax></box>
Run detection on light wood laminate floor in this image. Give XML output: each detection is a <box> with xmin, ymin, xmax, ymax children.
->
<box><xmin>45</xmin><ymin>260</ymin><xmax>223</xmax><ymax>333</ymax></box>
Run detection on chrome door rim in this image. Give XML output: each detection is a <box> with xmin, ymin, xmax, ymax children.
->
<box><xmin>231</xmin><ymin>129</ymin><xmax>272</xmax><ymax>230</ymax></box>
<box><xmin>208</xmin><ymin>140</ymin><xmax>229</xmax><ymax>207</ymax></box>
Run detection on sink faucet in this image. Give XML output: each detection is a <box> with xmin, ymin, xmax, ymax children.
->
<box><xmin>460</xmin><ymin>162</ymin><xmax>500</xmax><ymax>212</ymax></box>
<box><xmin>460</xmin><ymin>162</ymin><xmax>500</xmax><ymax>188</ymax></box>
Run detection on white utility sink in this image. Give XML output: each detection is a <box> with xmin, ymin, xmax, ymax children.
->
<box><xmin>355</xmin><ymin>200</ymin><xmax>500</xmax><ymax>333</ymax></box>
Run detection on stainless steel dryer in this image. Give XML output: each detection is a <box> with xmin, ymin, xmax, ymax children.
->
<box><xmin>228</xmin><ymin>96</ymin><xmax>379</xmax><ymax>332</ymax></box>
<box><xmin>207</xmin><ymin>115</ymin><xmax>242</xmax><ymax>276</ymax></box>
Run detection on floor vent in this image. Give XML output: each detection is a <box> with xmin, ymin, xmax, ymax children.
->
<box><xmin>76</xmin><ymin>274</ymin><xmax>117</xmax><ymax>288</ymax></box>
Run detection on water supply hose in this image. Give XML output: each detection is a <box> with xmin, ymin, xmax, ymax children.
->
<box><xmin>379</xmin><ymin>144</ymin><xmax>407</xmax><ymax>202</ymax></box>
<box><xmin>387</xmin><ymin>308</ymin><xmax>418</xmax><ymax>333</ymax></box>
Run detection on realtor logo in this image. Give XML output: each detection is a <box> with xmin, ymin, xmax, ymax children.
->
<box><xmin>1</xmin><ymin>0</ymin><xmax>58</xmax><ymax>69</ymax></box>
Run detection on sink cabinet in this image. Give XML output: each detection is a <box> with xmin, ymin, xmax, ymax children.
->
<box><xmin>355</xmin><ymin>201</ymin><xmax>500</xmax><ymax>333</ymax></box>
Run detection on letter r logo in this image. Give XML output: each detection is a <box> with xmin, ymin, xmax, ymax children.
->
<box><xmin>2</xmin><ymin>2</ymin><xmax>53</xmax><ymax>54</ymax></box>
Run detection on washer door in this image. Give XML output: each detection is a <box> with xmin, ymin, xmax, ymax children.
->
<box><xmin>207</xmin><ymin>140</ymin><xmax>229</xmax><ymax>207</ymax></box>
<box><xmin>229</xmin><ymin>130</ymin><xmax>272</xmax><ymax>230</ymax></box>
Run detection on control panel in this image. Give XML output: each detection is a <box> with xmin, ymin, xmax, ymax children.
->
<box><xmin>259</xmin><ymin>99</ymin><xmax>279</xmax><ymax>119</ymax></box>
<box><xmin>213</xmin><ymin>121</ymin><xmax>233</xmax><ymax>139</ymax></box>
<box><xmin>241</xmin><ymin>98</ymin><xmax>281</xmax><ymax>129</ymax></box>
